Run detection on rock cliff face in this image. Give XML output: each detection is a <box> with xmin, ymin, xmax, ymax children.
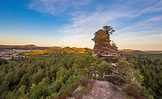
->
<box><xmin>92</xmin><ymin>27</ymin><xmax>125</xmax><ymax>63</ymax></box>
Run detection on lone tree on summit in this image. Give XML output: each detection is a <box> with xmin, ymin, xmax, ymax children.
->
<box><xmin>92</xmin><ymin>25</ymin><xmax>115</xmax><ymax>46</ymax></box>
<box><xmin>103</xmin><ymin>26</ymin><xmax>115</xmax><ymax>34</ymax></box>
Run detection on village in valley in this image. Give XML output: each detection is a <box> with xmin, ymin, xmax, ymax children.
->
<box><xmin>0</xmin><ymin>49</ymin><xmax>31</xmax><ymax>60</ymax></box>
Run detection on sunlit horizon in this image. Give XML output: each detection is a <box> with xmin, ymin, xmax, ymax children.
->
<box><xmin>1</xmin><ymin>0</ymin><xmax>162</xmax><ymax>50</ymax></box>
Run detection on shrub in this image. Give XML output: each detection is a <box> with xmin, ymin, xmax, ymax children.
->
<box><xmin>78</xmin><ymin>76</ymin><xmax>90</xmax><ymax>86</ymax></box>
<box><xmin>59</xmin><ymin>90</ymin><xmax>72</xmax><ymax>99</ymax></box>
<box><xmin>123</xmin><ymin>84</ymin><xmax>146</xmax><ymax>99</ymax></box>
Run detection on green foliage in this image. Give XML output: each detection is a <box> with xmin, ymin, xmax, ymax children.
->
<box><xmin>123</xmin><ymin>83</ymin><xmax>146</xmax><ymax>99</ymax></box>
<box><xmin>104</xmin><ymin>75</ymin><xmax>127</xmax><ymax>86</ymax></box>
<box><xmin>125</xmin><ymin>54</ymin><xmax>162</xmax><ymax>99</ymax></box>
<box><xmin>103</xmin><ymin>25</ymin><xmax>115</xmax><ymax>34</ymax></box>
<box><xmin>0</xmin><ymin>58</ymin><xmax>8</xmax><ymax>65</ymax></box>
<box><xmin>117</xmin><ymin>60</ymin><xmax>130</xmax><ymax>69</ymax></box>
<box><xmin>0</xmin><ymin>54</ymin><xmax>100</xmax><ymax>99</ymax></box>
<box><xmin>92</xmin><ymin>30</ymin><xmax>110</xmax><ymax>46</ymax></box>
<box><xmin>92</xmin><ymin>26</ymin><xmax>116</xmax><ymax>48</ymax></box>
<box><xmin>78</xmin><ymin>76</ymin><xmax>90</xmax><ymax>86</ymax></box>
<box><xmin>92</xmin><ymin>33</ymin><xmax>109</xmax><ymax>46</ymax></box>
<box><xmin>0</xmin><ymin>52</ymin><xmax>159</xmax><ymax>99</ymax></box>
<box><xmin>115</xmin><ymin>61</ymin><xmax>134</xmax><ymax>81</ymax></box>
<box><xmin>111</xmin><ymin>40</ymin><xmax>118</xmax><ymax>50</ymax></box>
<box><xmin>134</xmin><ymin>70</ymin><xmax>144</xmax><ymax>83</ymax></box>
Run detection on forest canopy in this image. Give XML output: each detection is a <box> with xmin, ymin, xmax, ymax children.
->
<box><xmin>0</xmin><ymin>52</ymin><xmax>161</xmax><ymax>98</ymax></box>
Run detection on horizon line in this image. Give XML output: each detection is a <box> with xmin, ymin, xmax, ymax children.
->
<box><xmin>0</xmin><ymin>44</ymin><xmax>162</xmax><ymax>51</ymax></box>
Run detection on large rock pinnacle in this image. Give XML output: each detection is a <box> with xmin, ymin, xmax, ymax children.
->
<box><xmin>92</xmin><ymin>26</ymin><xmax>125</xmax><ymax>63</ymax></box>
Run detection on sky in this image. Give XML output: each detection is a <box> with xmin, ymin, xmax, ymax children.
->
<box><xmin>0</xmin><ymin>0</ymin><xmax>162</xmax><ymax>50</ymax></box>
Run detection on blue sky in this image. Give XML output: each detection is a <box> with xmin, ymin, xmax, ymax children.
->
<box><xmin>0</xmin><ymin>0</ymin><xmax>162</xmax><ymax>50</ymax></box>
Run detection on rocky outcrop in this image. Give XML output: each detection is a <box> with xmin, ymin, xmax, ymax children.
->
<box><xmin>80</xmin><ymin>80</ymin><xmax>129</xmax><ymax>99</ymax></box>
<box><xmin>92</xmin><ymin>27</ymin><xmax>125</xmax><ymax>63</ymax></box>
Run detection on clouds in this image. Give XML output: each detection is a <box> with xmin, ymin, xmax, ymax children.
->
<box><xmin>28</xmin><ymin>0</ymin><xmax>92</xmax><ymax>14</ymax></box>
<box><xmin>29</xmin><ymin>0</ymin><xmax>67</xmax><ymax>14</ymax></box>
<box><xmin>139</xmin><ymin>0</ymin><xmax>162</xmax><ymax>14</ymax></box>
<box><xmin>28</xmin><ymin>0</ymin><xmax>162</xmax><ymax>49</ymax></box>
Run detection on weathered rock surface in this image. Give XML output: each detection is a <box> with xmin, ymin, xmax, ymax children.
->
<box><xmin>92</xmin><ymin>29</ymin><xmax>125</xmax><ymax>63</ymax></box>
<box><xmin>81</xmin><ymin>80</ymin><xmax>128</xmax><ymax>99</ymax></box>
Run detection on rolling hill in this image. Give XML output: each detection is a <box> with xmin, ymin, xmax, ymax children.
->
<box><xmin>0</xmin><ymin>44</ymin><xmax>61</xmax><ymax>51</ymax></box>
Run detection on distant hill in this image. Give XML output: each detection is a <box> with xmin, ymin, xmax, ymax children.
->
<box><xmin>0</xmin><ymin>44</ymin><xmax>61</xmax><ymax>51</ymax></box>
<box><xmin>145</xmin><ymin>50</ymin><xmax>162</xmax><ymax>54</ymax></box>
<box><xmin>1</xmin><ymin>45</ymin><xmax>161</xmax><ymax>55</ymax></box>
<box><xmin>121</xmin><ymin>49</ymin><xmax>146</xmax><ymax>54</ymax></box>
<box><xmin>121</xmin><ymin>49</ymin><xmax>162</xmax><ymax>54</ymax></box>
<box><xmin>25</xmin><ymin>46</ymin><xmax>92</xmax><ymax>55</ymax></box>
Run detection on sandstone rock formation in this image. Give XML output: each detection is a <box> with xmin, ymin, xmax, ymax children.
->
<box><xmin>92</xmin><ymin>26</ymin><xmax>125</xmax><ymax>63</ymax></box>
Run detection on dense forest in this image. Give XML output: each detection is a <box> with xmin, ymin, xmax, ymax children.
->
<box><xmin>0</xmin><ymin>50</ymin><xmax>162</xmax><ymax>99</ymax></box>
<box><xmin>125</xmin><ymin>54</ymin><xmax>162</xmax><ymax>99</ymax></box>
<box><xmin>0</xmin><ymin>58</ymin><xmax>8</xmax><ymax>65</ymax></box>
<box><xmin>0</xmin><ymin>54</ymin><xmax>100</xmax><ymax>99</ymax></box>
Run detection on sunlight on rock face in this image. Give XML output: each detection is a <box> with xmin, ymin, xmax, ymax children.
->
<box><xmin>92</xmin><ymin>26</ymin><xmax>125</xmax><ymax>63</ymax></box>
